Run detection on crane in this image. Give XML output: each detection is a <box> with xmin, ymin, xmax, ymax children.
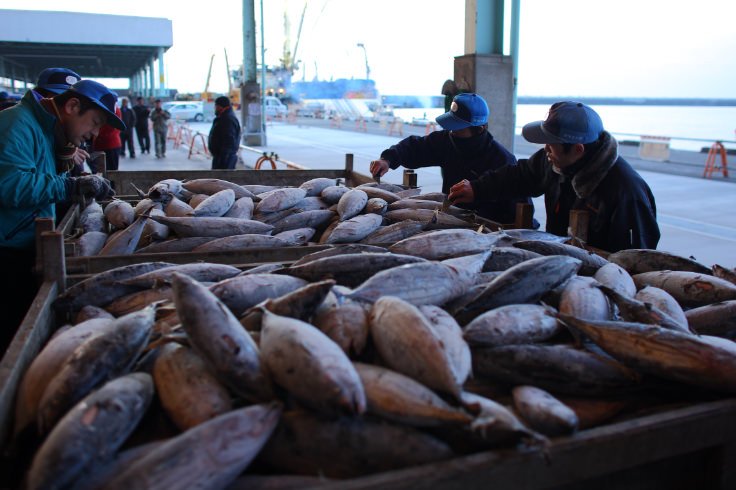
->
<box><xmin>201</xmin><ymin>54</ymin><xmax>215</xmax><ymax>102</ymax></box>
<box><xmin>357</xmin><ymin>43</ymin><xmax>370</xmax><ymax>80</ymax></box>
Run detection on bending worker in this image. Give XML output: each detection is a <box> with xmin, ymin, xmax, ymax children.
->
<box><xmin>0</xmin><ymin>79</ymin><xmax>119</xmax><ymax>352</ymax></box>
<box><xmin>449</xmin><ymin>101</ymin><xmax>660</xmax><ymax>252</ymax></box>
<box><xmin>370</xmin><ymin>93</ymin><xmax>533</xmax><ymax>225</ymax></box>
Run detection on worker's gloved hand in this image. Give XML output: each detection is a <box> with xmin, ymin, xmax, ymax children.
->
<box><xmin>65</xmin><ymin>175</ymin><xmax>115</xmax><ymax>201</ymax></box>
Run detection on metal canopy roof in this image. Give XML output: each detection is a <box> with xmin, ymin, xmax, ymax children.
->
<box><xmin>0</xmin><ymin>9</ymin><xmax>173</xmax><ymax>81</ymax></box>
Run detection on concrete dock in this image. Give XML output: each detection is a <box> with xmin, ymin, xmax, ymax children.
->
<box><xmin>114</xmin><ymin>117</ymin><xmax>736</xmax><ymax>268</ymax></box>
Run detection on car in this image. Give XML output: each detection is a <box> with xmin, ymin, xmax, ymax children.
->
<box><xmin>296</xmin><ymin>101</ymin><xmax>325</xmax><ymax>118</ymax></box>
<box><xmin>264</xmin><ymin>96</ymin><xmax>288</xmax><ymax>118</ymax></box>
<box><xmin>162</xmin><ymin>101</ymin><xmax>205</xmax><ymax>122</ymax></box>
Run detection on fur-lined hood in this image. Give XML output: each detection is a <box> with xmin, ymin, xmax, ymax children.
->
<box><xmin>566</xmin><ymin>131</ymin><xmax>618</xmax><ymax>199</ymax></box>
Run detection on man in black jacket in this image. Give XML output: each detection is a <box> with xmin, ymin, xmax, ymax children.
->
<box><xmin>208</xmin><ymin>96</ymin><xmax>241</xmax><ymax>170</ymax></box>
<box><xmin>119</xmin><ymin>97</ymin><xmax>137</xmax><ymax>158</ymax></box>
<box><xmin>132</xmin><ymin>96</ymin><xmax>151</xmax><ymax>154</ymax></box>
<box><xmin>450</xmin><ymin>101</ymin><xmax>660</xmax><ymax>252</ymax></box>
<box><xmin>369</xmin><ymin>93</ymin><xmax>532</xmax><ymax>225</ymax></box>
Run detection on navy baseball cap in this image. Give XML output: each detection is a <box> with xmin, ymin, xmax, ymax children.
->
<box><xmin>67</xmin><ymin>80</ymin><xmax>126</xmax><ymax>130</ymax></box>
<box><xmin>35</xmin><ymin>68</ymin><xmax>82</xmax><ymax>95</ymax></box>
<box><xmin>436</xmin><ymin>93</ymin><xmax>489</xmax><ymax>130</ymax></box>
<box><xmin>523</xmin><ymin>101</ymin><xmax>603</xmax><ymax>144</ymax></box>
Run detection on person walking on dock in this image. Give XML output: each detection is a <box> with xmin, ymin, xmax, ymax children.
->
<box><xmin>150</xmin><ymin>99</ymin><xmax>170</xmax><ymax>158</ymax></box>
<box><xmin>133</xmin><ymin>96</ymin><xmax>151</xmax><ymax>154</ymax></box>
<box><xmin>120</xmin><ymin>98</ymin><xmax>137</xmax><ymax>158</ymax></box>
<box><xmin>449</xmin><ymin>101</ymin><xmax>660</xmax><ymax>252</ymax></box>
<box><xmin>208</xmin><ymin>96</ymin><xmax>241</xmax><ymax>170</ymax></box>
<box><xmin>369</xmin><ymin>93</ymin><xmax>533</xmax><ymax>225</ymax></box>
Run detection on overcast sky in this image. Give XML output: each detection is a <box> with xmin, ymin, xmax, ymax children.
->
<box><xmin>2</xmin><ymin>0</ymin><xmax>735</xmax><ymax>98</ymax></box>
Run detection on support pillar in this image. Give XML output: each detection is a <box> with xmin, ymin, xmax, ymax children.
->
<box><xmin>457</xmin><ymin>0</ymin><xmax>516</xmax><ymax>150</ymax></box>
<box><xmin>157</xmin><ymin>47</ymin><xmax>166</xmax><ymax>97</ymax></box>
<box><xmin>148</xmin><ymin>58</ymin><xmax>156</xmax><ymax>99</ymax></box>
<box><xmin>241</xmin><ymin>0</ymin><xmax>263</xmax><ymax>146</ymax></box>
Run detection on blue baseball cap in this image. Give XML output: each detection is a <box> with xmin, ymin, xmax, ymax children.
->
<box><xmin>67</xmin><ymin>80</ymin><xmax>126</xmax><ymax>130</ymax></box>
<box><xmin>523</xmin><ymin>101</ymin><xmax>604</xmax><ymax>144</ymax></box>
<box><xmin>0</xmin><ymin>91</ymin><xmax>8</xmax><ymax>100</ymax></box>
<box><xmin>35</xmin><ymin>68</ymin><xmax>82</xmax><ymax>95</ymax></box>
<box><xmin>436</xmin><ymin>93</ymin><xmax>489</xmax><ymax>130</ymax></box>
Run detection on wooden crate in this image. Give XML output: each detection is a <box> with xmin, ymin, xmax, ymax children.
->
<box><xmin>2</xmin><ymin>237</ymin><xmax>736</xmax><ymax>488</ymax></box>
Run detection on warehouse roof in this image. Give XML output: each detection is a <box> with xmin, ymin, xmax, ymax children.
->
<box><xmin>0</xmin><ymin>9</ymin><xmax>172</xmax><ymax>81</ymax></box>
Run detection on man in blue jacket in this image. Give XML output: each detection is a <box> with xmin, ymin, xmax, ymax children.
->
<box><xmin>208</xmin><ymin>96</ymin><xmax>242</xmax><ymax>170</ymax></box>
<box><xmin>369</xmin><ymin>93</ymin><xmax>532</xmax><ymax>225</ymax></box>
<box><xmin>449</xmin><ymin>101</ymin><xmax>660</xmax><ymax>252</ymax></box>
<box><xmin>0</xmin><ymin>79</ymin><xmax>120</xmax><ymax>352</ymax></box>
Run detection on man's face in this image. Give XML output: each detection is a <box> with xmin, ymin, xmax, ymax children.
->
<box><xmin>545</xmin><ymin>143</ymin><xmax>583</xmax><ymax>171</ymax></box>
<box><xmin>61</xmin><ymin>98</ymin><xmax>107</xmax><ymax>146</ymax></box>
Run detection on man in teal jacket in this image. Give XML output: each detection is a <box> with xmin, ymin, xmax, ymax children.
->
<box><xmin>0</xmin><ymin>79</ymin><xmax>122</xmax><ymax>353</ymax></box>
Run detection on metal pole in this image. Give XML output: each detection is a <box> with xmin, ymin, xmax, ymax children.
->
<box><xmin>510</xmin><ymin>0</ymin><xmax>521</xmax><ymax>152</ymax></box>
<box><xmin>148</xmin><ymin>59</ymin><xmax>156</xmax><ymax>99</ymax></box>
<box><xmin>260</xmin><ymin>0</ymin><xmax>267</xmax><ymax>145</ymax></box>
<box><xmin>158</xmin><ymin>46</ymin><xmax>166</xmax><ymax>97</ymax></box>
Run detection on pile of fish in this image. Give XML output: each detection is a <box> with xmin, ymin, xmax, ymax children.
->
<box><xmin>7</xmin><ymin>224</ymin><xmax>736</xmax><ymax>488</ymax></box>
<box><xmin>69</xmin><ymin>177</ymin><xmax>490</xmax><ymax>257</ymax></box>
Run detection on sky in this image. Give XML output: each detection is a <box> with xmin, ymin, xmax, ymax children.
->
<box><xmin>2</xmin><ymin>0</ymin><xmax>736</xmax><ymax>98</ymax></box>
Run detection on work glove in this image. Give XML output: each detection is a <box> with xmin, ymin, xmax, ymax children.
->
<box><xmin>65</xmin><ymin>175</ymin><xmax>115</xmax><ymax>201</ymax></box>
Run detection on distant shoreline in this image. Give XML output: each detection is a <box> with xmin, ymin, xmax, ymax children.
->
<box><xmin>381</xmin><ymin>94</ymin><xmax>736</xmax><ymax>108</ymax></box>
<box><xmin>518</xmin><ymin>96</ymin><xmax>736</xmax><ymax>107</ymax></box>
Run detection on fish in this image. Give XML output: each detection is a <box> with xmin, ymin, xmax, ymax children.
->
<box><xmin>361</xmin><ymin>220</ymin><xmax>428</xmax><ymax>245</ymax></box>
<box><xmin>712</xmin><ymin>264</ymin><xmax>736</xmax><ymax>286</ymax></box>
<box><xmin>354</xmin><ymin>363</ymin><xmax>472</xmax><ymax>427</ymax></box>
<box><xmin>634</xmin><ymin>286</ymin><xmax>689</xmax><ymax>328</ymax></box>
<box><xmin>388</xmin><ymin>228</ymin><xmax>501</xmax><ymax>260</ymax></box>
<box><xmin>364</xmin><ymin>197</ymin><xmax>388</xmax><ymax>215</ymax></box>
<box><xmin>559</xmin><ymin>276</ymin><xmax>612</xmax><ymax>322</ymax></box>
<box><xmin>102</xmin><ymin>403</ymin><xmax>282</xmax><ymax>490</ymax></box>
<box><xmin>153</xmin><ymin>343</ymin><xmax>232</xmax><ymax>430</ymax></box>
<box><xmin>172</xmin><ymin>273</ymin><xmax>273</xmax><ymax>401</ymax></box>
<box><xmin>27</xmin><ymin>373</ymin><xmax>154</xmax><ymax>490</ymax></box>
<box><xmin>481</xmin><ymin>246</ymin><xmax>542</xmax><ymax>272</ymax></box>
<box><xmin>163</xmin><ymin>196</ymin><xmax>195</xmax><ymax>217</ymax></box>
<box><xmin>632</xmin><ymin>270</ymin><xmax>736</xmax><ymax>307</ymax></box>
<box><xmin>472</xmin><ymin>343</ymin><xmax>642</xmax><ymax>396</ymax></box>
<box><xmin>299</xmin><ymin>177</ymin><xmax>336</xmax><ymax>197</ymax></box>
<box><xmin>512</xmin><ymin>385</ymin><xmax>579</xmax><ymax>436</ymax></box>
<box><xmin>513</xmin><ymin>240</ymin><xmax>609</xmax><ymax>276</ymax></box>
<box><xmin>37</xmin><ymin>308</ymin><xmax>155</xmax><ymax>433</ymax></box>
<box><xmin>598</xmin><ymin>284</ymin><xmax>690</xmax><ymax>333</ymax></box>
<box><xmin>104</xmin><ymin>286</ymin><xmax>174</xmax><ymax>317</ymax></box>
<box><xmin>119</xmin><ymin>262</ymin><xmax>241</xmax><ymax>289</ymax></box>
<box><xmin>260</xmin><ymin>310</ymin><xmax>366</xmax><ymax>415</ymax></box>
<box><xmin>182</xmin><ymin>178</ymin><xmax>256</xmax><ymax>199</ymax></box>
<box><xmin>453</xmin><ymin>255</ymin><xmax>582</xmax><ymax>324</ymax></box>
<box><xmin>257</xmin><ymin>410</ymin><xmax>453</xmax><ymax>478</ymax></box>
<box><xmin>607</xmin><ymin>248</ymin><xmax>712</xmax><ymax>275</ymax></box>
<box><xmin>54</xmin><ymin>262</ymin><xmax>175</xmax><ymax>312</ymax></box>
<box><xmin>256</xmin><ymin>187</ymin><xmax>307</xmax><ymax>213</ymax></box>
<box><xmin>273</xmin><ymin>227</ymin><xmax>316</xmax><ymax>246</ymax></box>
<box><xmin>370</xmin><ymin>296</ymin><xmax>467</xmax><ymax>397</ymax></box>
<box><xmin>463</xmin><ymin>304</ymin><xmax>562</xmax><ymax>347</ymax></box>
<box><xmin>593</xmin><ymin>262</ymin><xmax>637</xmax><ymax>297</ymax></box>
<box><xmin>134</xmin><ymin>236</ymin><xmax>216</xmax><ymax>254</ymax></box>
<box><xmin>325</xmin><ymin>213</ymin><xmax>384</xmax><ymax>244</ymax></box>
<box><xmin>312</xmin><ymin>301</ymin><xmax>370</xmax><ymax>356</ymax></box>
<box><xmin>337</xmin><ymin>188</ymin><xmax>368</xmax><ymax>221</ymax></box>
<box><xmin>103</xmin><ymin>199</ymin><xmax>135</xmax><ymax>229</ymax></box>
<box><xmin>557</xmin><ymin>312</ymin><xmax>736</xmax><ymax>393</ymax></box>
<box><xmin>189</xmin><ymin>188</ymin><xmax>235</xmax><ymax>217</ymax></box>
<box><xmin>320</xmin><ymin>185</ymin><xmax>350</xmax><ymax>205</ymax></box>
<box><xmin>271</xmin><ymin>209</ymin><xmax>335</xmax><ymax>234</ymax></box>
<box><xmin>209</xmin><ymin>273</ymin><xmax>308</xmax><ymax>315</ymax></box>
<box><xmin>146</xmin><ymin>215</ymin><xmax>274</xmax><ymax>238</ymax></box>
<box><xmin>223</xmin><ymin>196</ymin><xmax>254</xmax><ymax>220</ymax></box>
<box><xmin>239</xmin><ymin>280</ymin><xmax>336</xmax><ymax>331</ymax></box>
<box><xmin>75</xmin><ymin>231</ymin><xmax>107</xmax><ymax>257</ymax></box>
<box><xmin>191</xmin><ymin>234</ymin><xmax>290</xmax><ymax>252</ymax></box>
<box><xmin>283</xmin><ymin>251</ymin><xmax>427</xmax><ymax>288</ymax></box>
<box><xmin>289</xmin><ymin>243</ymin><xmax>386</xmax><ymax>267</ymax></box>
<box><xmin>685</xmin><ymin>300</ymin><xmax>736</xmax><ymax>339</ymax></box>
<box><xmin>98</xmin><ymin>209</ymin><xmax>151</xmax><ymax>256</ymax></box>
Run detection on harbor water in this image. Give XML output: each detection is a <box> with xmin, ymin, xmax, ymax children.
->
<box><xmin>394</xmin><ymin>104</ymin><xmax>736</xmax><ymax>152</ymax></box>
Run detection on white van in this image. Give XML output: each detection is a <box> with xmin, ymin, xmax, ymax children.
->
<box><xmin>264</xmin><ymin>96</ymin><xmax>288</xmax><ymax>117</ymax></box>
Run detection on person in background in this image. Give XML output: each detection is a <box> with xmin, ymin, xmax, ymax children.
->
<box><xmin>92</xmin><ymin>104</ymin><xmax>123</xmax><ymax>172</ymax></box>
<box><xmin>119</xmin><ymin>98</ymin><xmax>137</xmax><ymax>159</ymax></box>
<box><xmin>208</xmin><ymin>96</ymin><xmax>241</xmax><ymax>170</ymax></box>
<box><xmin>150</xmin><ymin>99</ymin><xmax>170</xmax><ymax>158</ymax></box>
<box><xmin>0</xmin><ymin>91</ymin><xmax>16</xmax><ymax>112</ymax></box>
<box><xmin>133</xmin><ymin>96</ymin><xmax>151</xmax><ymax>154</ymax></box>
<box><xmin>0</xmin><ymin>79</ymin><xmax>120</xmax><ymax>353</ymax></box>
<box><xmin>449</xmin><ymin>101</ymin><xmax>660</xmax><ymax>252</ymax></box>
<box><xmin>369</xmin><ymin>93</ymin><xmax>533</xmax><ymax>225</ymax></box>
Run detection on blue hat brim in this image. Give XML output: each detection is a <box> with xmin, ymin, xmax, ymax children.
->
<box><xmin>522</xmin><ymin>120</ymin><xmax>567</xmax><ymax>144</ymax></box>
<box><xmin>40</xmin><ymin>84</ymin><xmax>73</xmax><ymax>95</ymax></box>
<box><xmin>436</xmin><ymin>111</ymin><xmax>472</xmax><ymax>130</ymax></box>
<box><xmin>68</xmin><ymin>89</ymin><xmax>126</xmax><ymax>131</ymax></box>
